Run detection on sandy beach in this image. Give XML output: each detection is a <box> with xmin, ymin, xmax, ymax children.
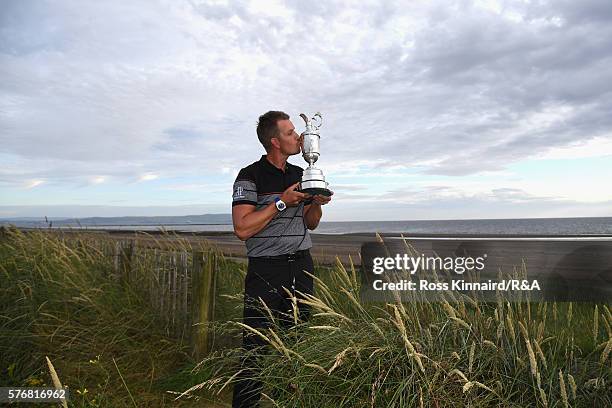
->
<box><xmin>65</xmin><ymin>229</ymin><xmax>611</xmax><ymax>279</ymax></box>
<box><xmin>15</xmin><ymin>228</ymin><xmax>612</xmax><ymax>290</ymax></box>
<box><xmin>91</xmin><ymin>229</ymin><xmax>372</xmax><ymax>265</ymax></box>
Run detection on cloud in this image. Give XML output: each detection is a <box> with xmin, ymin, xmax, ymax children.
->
<box><xmin>489</xmin><ymin>187</ymin><xmax>560</xmax><ymax>202</ymax></box>
<box><xmin>160</xmin><ymin>182</ymin><xmax>226</xmax><ymax>193</ymax></box>
<box><xmin>534</xmin><ymin>135</ymin><xmax>612</xmax><ymax>160</ymax></box>
<box><xmin>323</xmin><ymin>192</ymin><xmax>612</xmax><ymax>222</ymax></box>
<box><xmin>0</xmin><ymin>204</ymin><xmax>226</xmax><ymax>218</ymax></box>
<box><xmin>338</xmin><ymin>184</ymin><xmax>565</xmax><ymax>207</ymax></box>
<box><xmin>90</xmin><ymin>176</ymin><xmax>106</xmax><ymax>185</ymax></box>
<box><xmin>330</xmin><ymin>184</ymin><xmax>369</xmax><ymax>192</ymax></box>
<box><xmin>24</xmin><ymin>179</ymin><xmax>45</xmax><ymax>189</ymax></box>
<box><xmin>1</xmin><ymin>0</ymin><xmax>611</xmax><ymax>218</ymax></box>
<box><xmin>138</xmin><ymin>173</ymin><xmax>159</xmax><ymax>182</ymax></box>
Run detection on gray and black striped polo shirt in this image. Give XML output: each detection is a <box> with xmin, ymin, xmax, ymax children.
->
<box><xmin>232</xmin><ymin>155</ymin><xmax>313</xmax><ymax>257</ymax></box>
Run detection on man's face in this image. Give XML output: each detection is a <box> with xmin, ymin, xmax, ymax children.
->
<box><xmin>274</xmin><ymin>119</ymin><xmax>301</xmax><ymax>156</ymax></box>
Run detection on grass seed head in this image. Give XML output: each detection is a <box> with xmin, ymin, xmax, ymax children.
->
<box><xmin>559</xmin><ymin>370</ymin><xmax>569</xmax><ymax>408</ymax></box>
<box><xmin>567</xmin><ymin>373</ymin><xmax>577</xmax><ymax>400</ymax></box>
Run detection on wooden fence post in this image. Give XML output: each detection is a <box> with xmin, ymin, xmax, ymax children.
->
<box><xmin>113</xmin><ymin>241</ymin><xmax>120</xmax><ymax>277</ymax></box>
<box><xmin>192</xmin><ymin>250</ymin><xmax>217</xmax><ymax>360</ymax></box>
<box><xmin>119</xmin><ymin>240</ymin><xmax>134</xmax><ymax>284</ymax></box>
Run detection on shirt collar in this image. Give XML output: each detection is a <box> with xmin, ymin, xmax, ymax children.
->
<box><xmin>259</xmin><ymin>155</ymin><xmax>288</xmax><ymax>174</ymax></box>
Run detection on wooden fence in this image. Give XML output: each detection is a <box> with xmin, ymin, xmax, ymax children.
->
<box><xmin>105</xmin><ymin>239</ymin><xmax>220</xmax><ymax>360</ymax></box>
<box><xmin>0</xmin><ymin>228</ymin><xmax>224</xmax><ymax>360</ymax></box>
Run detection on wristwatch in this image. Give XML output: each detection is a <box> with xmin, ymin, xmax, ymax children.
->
<box><xmin>274</xmin><ymin>197</ymin><xmax>287</xmax><ymax>212</ymax></box>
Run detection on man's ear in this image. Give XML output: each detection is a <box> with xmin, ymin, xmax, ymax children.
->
<box><xmin>270</xmin><ymin>137</ymin><xmax>280</xmax><ymax>150</ymax></box>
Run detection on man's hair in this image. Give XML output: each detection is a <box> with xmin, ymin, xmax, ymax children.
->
<box><xmin>257</xmin><ymin>111</ymin><xmax>289</xmax><ymax>151</ymax></box>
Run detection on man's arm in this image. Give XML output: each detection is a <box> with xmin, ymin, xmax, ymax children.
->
<box><xmin>233</xmin><ymin>182</ymin><xmax>308</xmax><ymax>241</ymax></box>
<box><xmin>303</xmin><ymin>202</ymin><xmax>322</xmax><ymax>230</ymax></box>
<box><xmin>303</xmin><ymin>193</ymin><xmax>332</xmax><ymax>230</ymax></box>
<box><xmin>232</xmin><ymin>203</ymin><xmax>278</xmax><ymax>241</ymax></box>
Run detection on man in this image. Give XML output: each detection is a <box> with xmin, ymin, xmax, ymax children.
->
<box><xmin>231</xmin><ymin>110</ymin><xmax>332</xmax><ymax>407</ymax></box>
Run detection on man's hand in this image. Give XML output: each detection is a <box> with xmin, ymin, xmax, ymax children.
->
<box><xmin>280</xmin><ymin>182</ymin><xmax>310</xmax><ymax>206</ymax></box>
<box><xmin>309</xmin><ymin>192</ymin><xmax>333</xmax><ymax>206</ymax></box>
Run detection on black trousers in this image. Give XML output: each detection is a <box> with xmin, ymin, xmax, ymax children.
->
<box><xmin>231</xmin><ymin>252</ymin><xmax>314</xmax><ymax>408</ymax></box>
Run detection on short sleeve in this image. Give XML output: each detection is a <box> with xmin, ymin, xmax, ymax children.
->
<box><xmin>232</xmin><ymin>168</ymin><xmax>257</xmax><ymax>206</ymax></box>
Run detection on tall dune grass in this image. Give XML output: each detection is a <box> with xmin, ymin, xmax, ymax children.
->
<box><xmin>0</xmin><ymin>226</ymin><xmax>221</xmax><ymax>407</ymax></box>
<box><xmin>1</xmin><ymin>226</ymin><xmax>610</xmax><ymax>406</ymax></box>
<box><xmin>186</xmin><ymin>248</ymin><xmax>611</xmax><ymax>407</ymax></box>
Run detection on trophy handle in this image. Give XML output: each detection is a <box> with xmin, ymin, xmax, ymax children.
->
<box><xmin>312</xmin><ymin>112</ymin><xmax>322</xmax><ymax>130</ymax></box>
<box><xmin>299</xmin><ymin>112</ymin><xmax>322</xmax><ymax>130</ymax></box>
<box><xmin>299</xmin><ymin>113</ymin><xmax>309</xmax><ymax>126</ymax></box>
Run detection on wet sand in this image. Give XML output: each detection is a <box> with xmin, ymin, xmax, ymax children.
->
<box><xmin>12</xmin><ymin>227</ymin><xmax>612</xmax><ymax>299</ymax></box>
<box><xmin>16</xmin><ymin>228</ymin><xmax>612</xmax><ymax>278</ymax></box>
<box><xmin>79</xmin><ymin>230</ymin><xmax>612</xmax><ymax>273</ymax></box>
<box><xmin>101</xmin><ymin>230</ymin><xmax>373</xmax><ymax>265</ymax></box>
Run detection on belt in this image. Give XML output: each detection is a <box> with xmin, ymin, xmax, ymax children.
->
<box><xmin>250</xmin><ymin>249</ymin><xmax>310</xmax><ymax>262</ymax></box>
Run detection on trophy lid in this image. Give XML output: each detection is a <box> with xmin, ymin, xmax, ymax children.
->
<box><xmin>299</xmin><ymin>112</ymin><xmax>322</xmax><ymax>134</ymax></box>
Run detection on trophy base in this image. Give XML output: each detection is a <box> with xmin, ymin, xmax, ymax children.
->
<box><xmin>300</xmin><ymin>179</ymin><xmax>332</xmax><ymax>197</ymax></box>
<box><xmin>302</xmin><ymin>187</ymin><xmax>333</xmax><ymax>197</ymax></box>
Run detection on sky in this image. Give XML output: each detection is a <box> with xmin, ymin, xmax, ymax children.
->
<box><xmin>1</xmin><ymin>0</ymin><xmax>612</xmax><ymax>221</ymax></box>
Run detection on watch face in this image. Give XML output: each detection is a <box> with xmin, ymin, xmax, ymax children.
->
<box><xmin>276</xmin><ymin>200</ymin><xmax>286</xmax><ymax>211</ymax></box>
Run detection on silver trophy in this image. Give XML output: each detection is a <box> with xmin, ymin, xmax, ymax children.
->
<box><xmin>299</xmin><ymin>112</ymin><xmax>332</xmax><ymax>196</ymax></box>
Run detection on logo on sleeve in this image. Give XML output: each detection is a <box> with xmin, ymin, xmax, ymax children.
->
<box><xmin>233</xmin><ymin>186</ymin><xmax>245</xmax><ymax>199</ymax></box>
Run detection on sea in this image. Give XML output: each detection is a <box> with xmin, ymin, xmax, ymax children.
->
<box><xmin>76</xmin><ymin>217</ymin><xmax>612</xmax><ymax>235</ymax></box>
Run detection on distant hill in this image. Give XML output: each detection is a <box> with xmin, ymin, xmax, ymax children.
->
<box><xmin>0</xmin><ymin>214</ymin><xmax>232</xmax><ymax>228</ymax></box>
